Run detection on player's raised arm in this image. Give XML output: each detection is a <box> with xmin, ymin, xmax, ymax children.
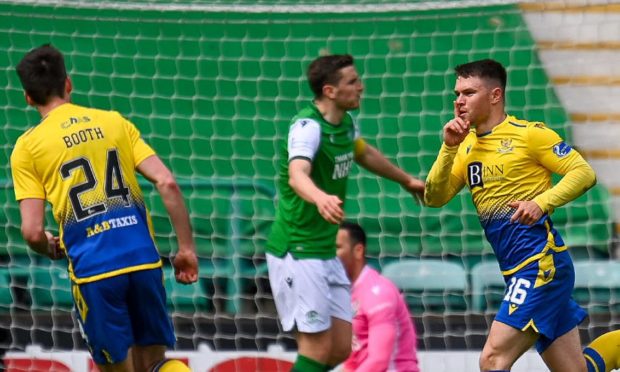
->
<box><xmin>444</xmin><ymin>100</ymin><xmax>471</xmax><ymax>146</ymax></box>
<box><xmin>424</xmin><ymin>102</ymin><xmax>468</xmax><ymax>207</ymax></box>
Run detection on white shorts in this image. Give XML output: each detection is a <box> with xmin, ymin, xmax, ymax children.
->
<box><xmin>266</xmin><ymin>252</ymin><xmax>352</xmax><ymax>333</ymax></box>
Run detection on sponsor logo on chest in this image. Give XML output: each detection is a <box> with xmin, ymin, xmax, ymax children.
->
<box><xmin>332</xmin><ymin>152</ymin><xmax>354</xmax><ymax>180</ymax></box>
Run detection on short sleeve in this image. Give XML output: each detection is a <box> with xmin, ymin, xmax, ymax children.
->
<box><xmin>288</xmin><ymin>118</ymin><xmax>321</xmax><ymax>161</ymax></box>
<box><xmin>10</xmin><ymin>137</ymin><xmax>45</xmax><ymax>200</ymax></box>
<box><xmin>120</xmin><ymin>114</ymin><xmax>156</xmax><ymax>167</ymax></box>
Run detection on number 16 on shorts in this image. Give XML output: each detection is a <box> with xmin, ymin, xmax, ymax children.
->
<box><xmin>504</xmin><ymin>277</ymin><xmax>531</xmax><ymax>305</ymax></box>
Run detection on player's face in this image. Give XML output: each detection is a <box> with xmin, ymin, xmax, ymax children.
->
<box><xmin>336</xmin><ymin>229</ymin><xmax>355</xmax><ymax>280</ymax></box>
<box><xmin>332</xmin><ymin>66</ymin><xmax>364</xmax><ymax>110</ymax></box>
<box><xmin>454</xmin><ymin>76</ymin><xmax>494</xmax><ymax>126</ymax></box>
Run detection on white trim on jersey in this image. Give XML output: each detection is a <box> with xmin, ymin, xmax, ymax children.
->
<box><xmin>347</xmin><ymin>112</ymin><xmax>361</xmax><ymax>141</ymax></box>
<box><xmin>288</xmin><ymin>119</ymin><xmax>321</xmax><ymax>161</ymax></box>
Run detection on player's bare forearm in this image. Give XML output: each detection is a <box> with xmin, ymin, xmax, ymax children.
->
<box><xmin>23</xmin><ymin>228</ymin><xmax>63</xmax><ymax>260</ymax></box>
<box><xmin>156</xmin><ymin>178</ymin><xmax>195</xmax><ymax>252</ymax></box>
<box><xmin>288</xmin><ymin>160</ymin><xmax>326</xmax><ymax>204</ymax></box>
<box><xmin>19</xmin><ymin>198</ymin><xmax>63</xmax><ymax>259</ymax></box>
<box><xmin>137</xmin><ymin>155</ymin><xmax>196</xmax><ymax>253</ymax></box>
<box><xmin>24</xmin><ymin>230</ymin><xmax>50</xmax><ymax>256</ymax></box>
<box><xmin>289</xmin><ymin>159</ymin><xmax>343</xmax><ymax>224</ymax></box>
<box><xmin>355</xmin><ymin>144</ymin><xmax>412</xmax><ymax>185</ymax></box>
<box><xmin>355</xmin><ymin>144</ymin><xmax>424</xmax><ymax>200</ymax></box>
<box><xmin>156</xmin><ymin>180</ymin><xmax>198</xmax><ymax>283</ymax></box>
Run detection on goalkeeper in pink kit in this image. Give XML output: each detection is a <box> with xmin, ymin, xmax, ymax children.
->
<box><xmin>336</xmin><ymin>222</ymin><xmax>419</xmax><ymax>372</ymax></box>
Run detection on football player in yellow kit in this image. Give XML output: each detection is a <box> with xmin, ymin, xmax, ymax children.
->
<box><xmin>12</xmin><ymin>44</ymin><xmax>197</xmax><ymax>372</ymax></box>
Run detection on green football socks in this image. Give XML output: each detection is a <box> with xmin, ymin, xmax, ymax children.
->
<box><xmin>290</xmin><ymin>354</ymin><xmax>330</xmax><ymax>372</ymax></box>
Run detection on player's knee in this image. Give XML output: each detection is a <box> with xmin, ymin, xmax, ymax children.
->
<box><xmin>150</xmin><ymin>358</ymin><xmax>191</xmax><ymax>372</ymax></box>
<box><xmin>479</xmin><ymin>348</ymin><xmax>512</xmax><ymax>371</ymax></box>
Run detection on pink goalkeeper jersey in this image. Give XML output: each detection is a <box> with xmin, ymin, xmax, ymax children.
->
<box><xmin>344</xmin><ymin>266</ymin><xmax>419</xmax><ymax>372</ymax></box>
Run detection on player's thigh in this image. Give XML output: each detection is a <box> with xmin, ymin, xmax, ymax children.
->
<box><xmin>541</xmin><ymin>327</ymin><xmax>586</xmax><ymax>372</ymax></box>
<box><xmin>328</xmin><ymin>317</ymin><xmax>352</xmax><ymax>364</ymax></box>
<box><xmin>75</xmin><ymin>275</ymin><xmax>134</xmax><ymax>366</ymax></box>
<box><xmin>480</xmin><ymin>320</ymin><xmax>538</xmax><ymax>370</ymax></box>
<box><xmin>326</xmin><ymin>257</ymin><xmax>352</xmax><ymax>325</ymax></box>
<box><xmin>296</xmin><ymin>328</ymin><xmax>333</xmax><ymax>363</ymax></box>
<box><xmin>295</xmin><ymin>317</ymin><xmax>351</xmax><ymax>365</ymax></box>
<box><xmin>266</xmin><ymin>253</ymin><xmax>298</xmax><ymax>331</ymax></box>
<box><xmin>268</xmin><ymin>253</ymin><xmax>334</xmax><ymax>333</ymax></box>
<box><xmin>126</xmin><ymin>268</ymin><xmax>175</xmax><ymax>349</ymax></box>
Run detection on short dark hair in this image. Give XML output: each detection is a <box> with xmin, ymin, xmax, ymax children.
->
<box><xmin>307</xmin><ymin>54</ymin><xmax>355</xmax><ymax>98</ymax></box>
<box><xmin>16</xmin><ymin>44</ymin><xmax>67</xmax><ymax>105</ymax></box>
<box><xmin>339</xmin><ymin>221</ymin><xmax>366</xmax><ymax>248</ymax></box>
<box><xmin>454</xmin><ymin>59</ymin><xmax>506</xmax><ymax>91</ymax></box>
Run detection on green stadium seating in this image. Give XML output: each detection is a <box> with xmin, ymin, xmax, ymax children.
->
<box><xmin>0</xmin><ymin>3</ymin><xmax>614</xmax><ymax>315</ymax></box>
<box><xmin>553</xmin><ymin>183</ymin><xmax>613</xmax><ymax>257</ymax></box>
<box><xmin>0</xmin><ymin>268</ymin><xmax>13</xmax><ymax>312</ymax></box>
<box><xmin>382</xmin><ymin>259</ymin><xmax>468</xmax><ymax>313</ymax></box>
<box><xmin>30</xmin><ymin>264</ymin><xmax>73</xmax><ymax>311</ymax></box>
<box><xmin>163</xmin><ymin>266</ymin><xmax>211</xmax><ymax>312</ymax></box>
<box><xmin>573</xmin><ymin>261</ymin><xmax>620</xmax><ymax>314</ymax></box>
<box><xmin>470</xmin><ymin>261</ymin><xmax>505</xmax><ymax>312</ymax></box>
<box><xmin>144</xmin><ymin>177</ymin><xmax>275</xmax><ymax>313</ymax></box>
<box><xmin>0</xmin><ymin>266</ymin><xmax>35</xmax><ymax>313</ymax></box>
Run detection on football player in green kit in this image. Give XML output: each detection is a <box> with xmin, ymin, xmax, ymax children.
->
<box><xmin>266</xmin><ymin>54</ymin><xmax>424</xmax><ymax>372</ymax></box>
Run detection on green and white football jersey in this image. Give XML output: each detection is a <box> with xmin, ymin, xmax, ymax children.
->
<box><xmin>267</xmin><ymin>103</ymin><xmax>359</xmax><ymax>259</ymax></box>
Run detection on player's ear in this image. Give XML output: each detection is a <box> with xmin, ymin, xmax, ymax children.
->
<box><xmin>65</xmin><ymin>77</ymin><xmax>73</xmax><ymax>96</ymax></box>
<box><xmin>491</xmin><ymin>86</ymin><xmax>503</xmax><ymax>104</ymax></box>
<box><xmin>322</xmin><ymin>84</ymin><xmax>336</xmax><ymax>99</ymax></box>
<box><xmin>24</xmin><ymin>92</ymin><xmax>35</xmax><ymax>107</ymax></box>
<box><xmin>353</xmin><ymin>243</ymin><xmax>365</xmax><ymax>260</ymax></box>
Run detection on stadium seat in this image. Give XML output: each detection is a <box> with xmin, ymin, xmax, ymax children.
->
<box><xmin>0</xmin><ymin>268</ymin><xmax>13</xmax><ymax>312</ymax></box>
<box><xmin>573</xmin><ymin>261</ymin><xmax>620</xmax><ymax>314</ymax></box>
<box><xmin>30</xmin><ymin>264</ymin><xmax>74</xmax><ymax>311</ymax></box>
<box><xmin>470</xmin><ymin>261</ymin><xmax>505</xmax><ymax>312</ymax></box>
<box><xmin>163</xmin><ymin>266</ymin><xmax>211</xmax><ymax>312</ymax></box>
<box><xmin>382</xmin><ymin>259</ymin><xmax>468</xmax><ymax>313</ymax></box>
<box><xmin>143</xmin><ymin>177</ymin><xmax>275</xmax><ymax>313</ymax></box>
<box><xmin>553</xmin><ymin>183</ymin><xmax>613</xmax><ymax>257</ymax></box>
<box><xmin>0</xmin><ymin>265</ymin><xmax>35</xmax><ymax>312</ymax></box>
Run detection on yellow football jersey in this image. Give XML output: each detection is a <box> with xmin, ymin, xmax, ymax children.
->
<box><xmin>425</xmin><ymin>115</ymin><xmax>596</xmax><ymax>272</ymax></box>
<box><xmin>11</xmin><ymin>103</ymin><xmax>162</xmax><ymax>283</ymax></box>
